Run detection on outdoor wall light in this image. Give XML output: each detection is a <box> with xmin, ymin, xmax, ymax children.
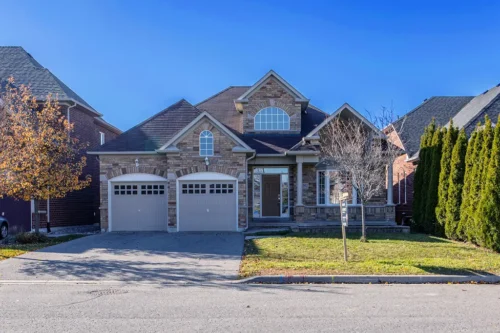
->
<box><xmin>135</xmin><ymin>158</ymin><xmax>139</xmax><ymax>167</ymax></box>
<box><xmin>205</xmin><ymin>157</ymin><xmax>209</xmax><ymax>166</ymax></box>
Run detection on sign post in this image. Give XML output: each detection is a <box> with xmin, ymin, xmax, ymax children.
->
<box><xmin>340</xmin><ymin>192</ymin><xmax>349</xmax><ymax>262</ymax></box>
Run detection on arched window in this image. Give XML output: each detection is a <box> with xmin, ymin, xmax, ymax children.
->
<box><xmin>199</xmin><ymin>130</ymin><xmax>214</xmax><ymax>156</ymax></box>
<box><xmin>254</xmin><ymin>107</ymin><xmax>290</xmax><ymax>130</ymax></box>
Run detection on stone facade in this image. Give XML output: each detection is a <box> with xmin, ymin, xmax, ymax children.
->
<box><xmin>241</xmin><ymin>77</ymin><xmax>302</xmax><ymax>134</ymax></box>
<box><xmin>98</xmin><ymin>119</ymin><xmax>247</xmax><ymax>231</ymax></box>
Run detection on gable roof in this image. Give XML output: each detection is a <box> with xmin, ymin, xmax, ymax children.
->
<box><xmin>158</xmin><ymin>111</ymin><xmax>252</xmax><ymax>152</ymax></box>
<box><xmin>93</xmin><ymin>99</ymin><xmax>200</xmax><ymax>152</ymax></box>
<box><xmin>391</xmin><ymin>96</ymin><xmax>473</xmax><ymax>158</ymax></box>
<box><xmin>235</xmin><ymin>70</ymin><xmax>309</xmax><ymax>104</ymax></box>
<box><xmin>197</xmin><ymin>85</ymin><xmax>328</xmax><ymax>154</ymax></box>
<box><xmin>447</xmin><ymin>85</ymin><xmax>500</xmax><ymax>136</ymax></box>
<box><xmin>0</xmin><ymin>46</ymin><xmax>98</xmax><ymax>115</ymax></box>
<box><xmin>307</xmin><ymin>103</ymin><xmax>382</xmax><ymax>138</ymax></box>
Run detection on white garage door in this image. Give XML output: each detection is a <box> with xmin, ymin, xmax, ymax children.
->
<box><xmin>111</xmin><ymin>182</ymin><xmax>168</xmax><ymax>231</ymax></box>
<box><xmin>178</xmin><ymin>181</ymin><xmax>237</xmax><ymax>232</ymax></box>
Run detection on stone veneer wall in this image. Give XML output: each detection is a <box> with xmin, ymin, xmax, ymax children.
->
<box><xmin>293</xmin><ymin>164</ymin><xmax>395</xmax><ymax>223</ymax></box>
<box><xmin>98</xmin><ymin>120</ymin><xmax>248</xmax><ymax>231</ymax></box>
<box><xmin>242</xmin><ymin>78</ymin><xmax>302</xmax><ymax>134</ymax></box>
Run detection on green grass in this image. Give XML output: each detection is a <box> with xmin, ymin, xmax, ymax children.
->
<box><xmin>0</xmin><ymin>235</ymin><xmax>85</xmax><ymax>261</ymax></box>
<box><xmin>240</xmin><ymin>233</ymin><xmax>500</xmax><ymax>277</ymax></box>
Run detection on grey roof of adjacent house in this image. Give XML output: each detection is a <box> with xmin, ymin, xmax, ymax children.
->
<box><xmin>0</xmin><ymin>46</ymin><xmax>96</xmax><ymax>112</ymax></box>
<box><xmin>391</xmin><ymin>96</ymin><xmax>474</xmax><ymax>158</ymax></box>
<box><xmin>452</xmin><ymin>85</ymin><xmax>500</xmax><ymax>135</ymax></box>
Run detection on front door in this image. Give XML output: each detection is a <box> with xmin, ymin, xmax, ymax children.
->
<box><xmin>262</xmin><ymin>174</ymin><xmax>281</xmax><ymax>217</ymax></box>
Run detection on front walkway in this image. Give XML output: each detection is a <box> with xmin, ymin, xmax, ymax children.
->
<box><xmin>0</xmin><ymin>232</ymin><xmax>244</xmax><ymax>283</ymax></box>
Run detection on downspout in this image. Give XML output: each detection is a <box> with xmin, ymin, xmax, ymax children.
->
<box><xmin>245</xmin><ymin>151</ymin><xmax>257</xmax><ymax>231</ymax></box>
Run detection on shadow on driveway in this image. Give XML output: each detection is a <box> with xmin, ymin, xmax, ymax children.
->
<box><xmin>0</xmin><ymin>232</ymin><xmax>244</xmax><ymax>283</ymax></box>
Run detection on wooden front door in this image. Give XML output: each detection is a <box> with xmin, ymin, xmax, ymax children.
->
<box><xmin>262</xmin><ymin>174</ymin><xmax>281</xmax><ymax>217</ymax></box>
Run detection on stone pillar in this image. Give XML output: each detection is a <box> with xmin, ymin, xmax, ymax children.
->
<box><xmin>387</xmin><ymin>163</ymin><xmax>393</xmax><ymax>205</ymax></box>
<box><xmin>296</xmin><ymin>161</ymin><xmax>303</xmax><ymax>206</ymax></box>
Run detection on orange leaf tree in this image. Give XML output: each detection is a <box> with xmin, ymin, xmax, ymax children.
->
<box><xmin>0</xmin><ymin>77</ymin><xmax>91</xmax><ymax>233</ymax></box>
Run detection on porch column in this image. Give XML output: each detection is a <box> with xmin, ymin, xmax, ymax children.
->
<box><xmin>296</xmin><ymin>161</ymin><xmax>303</xmax><ymax>206</ymax></box>
<box><xmin>387</xmin><ymin>163</ymin><xmax>393</xmax><ymax>205</ymax></box>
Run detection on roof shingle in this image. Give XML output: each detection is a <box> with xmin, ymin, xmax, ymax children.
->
<box><xmin>392</xmin><ymin>96</ymin><xmax>473</xmax><ymax>157</ymax></box>
<box><xmin>0</xmin><ymin>46</ymin><xmax>96</xmax><ymax>112</ymax></box>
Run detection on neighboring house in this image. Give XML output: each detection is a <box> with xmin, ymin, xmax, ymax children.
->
<box><xmin>0</xmin><ymin>46</ymin><xmax>121</xmax><ymax>233</ymax></box>
<box><xmin>386</xmin><ymin>83</ymin><xmax>500</xmax><ymax>222</ymax></box>
<box><xmin>90</xmin><ymin>70</ymin><xmax>396</xmax><ymax>232</ymax></box>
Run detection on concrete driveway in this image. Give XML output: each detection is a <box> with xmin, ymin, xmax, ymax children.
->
<box><xmin>0</xmin><ymin>232</ymin><xmax>244</xmax><ymax>283</ymax></box>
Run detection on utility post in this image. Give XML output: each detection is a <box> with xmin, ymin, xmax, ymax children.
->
<box><xmin>340</xmin><ymin>192</ymin><xmax>349</xmax><ymax>261</ymax></box>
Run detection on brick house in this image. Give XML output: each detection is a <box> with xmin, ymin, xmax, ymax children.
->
<box><xmin>91</xmin><ymin>70</ymin><xmax>396</xmax><ymax>232</ymax></box>
<box><xmin>0</xmin><ymin>46</ymin><xmax>121</xmax><ymax>233</ymax></box>
<box><xmin>386</xmin><ymin>84</ymin><xmax>500</xmax><ymax>223</ymax></box>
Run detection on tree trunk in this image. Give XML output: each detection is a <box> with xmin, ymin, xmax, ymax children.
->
<box><xmin>361</xmin><ymin>201</ymin><xmax>367</xmax><ymax>241</ymax></box>
<box><xmin>34</xmin><ymin>199</ymin><xmax>40</xmax><ymax>234</ymax></box>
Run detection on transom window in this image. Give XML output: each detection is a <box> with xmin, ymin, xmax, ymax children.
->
<box><xmin>254</xmin><ymin>107</ymin><xmax>290</xmax><ymax>131</ymax></box>
<box><xmin>199</xmin><ymin>130</ymin><xmax>214</xmax><ymax>156</ymax></box>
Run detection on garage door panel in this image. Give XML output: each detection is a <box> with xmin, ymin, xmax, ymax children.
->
<box><xmin>111</xmin><ymin>182</ymin><xmax>168</xmax><ymax>231</ymax></box>
<box><xmin>179</xmin><ymin>181</ymin><xmax>237</xmax><ymax>232</ymax></box>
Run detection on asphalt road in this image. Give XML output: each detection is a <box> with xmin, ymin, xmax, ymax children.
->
<box><xmin>1</xmin><ymin>283</ymin><xmax>500</xmax><ymax>332</ymax></box>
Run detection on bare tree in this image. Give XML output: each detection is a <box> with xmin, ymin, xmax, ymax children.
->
<box><xmin>320</xmin><ymin>109</ymin><xmax>403</xmax><ymax>241</ymax></box>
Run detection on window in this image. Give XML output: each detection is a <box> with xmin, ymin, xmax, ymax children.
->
<box><xmin>199</xmin><ymin>130</ymin><xmax>214</xmax><ymax>156</ymax></box>
<box><xmin>397</xmin><ymin>168</ymin><xmax>407</xmax><ymax>205</ymax></box>
<box><xmin>254</xmin><ymin>107</ymin><xmax>290</xmax><ymax>131</ymax></box>
<box><xmin>113</xmin><ymin>184</ymin><xmax>138</xmax><ymax>195</ymax></box>
<box><xmin>100</xmin><ymin>132</ymin><xmax>105</xmax><ymax>145</ymax></box>
<box><xmin>317</xmin><ymin>171</ymin><xmax>352</xmax><ymax>205</ymax></box>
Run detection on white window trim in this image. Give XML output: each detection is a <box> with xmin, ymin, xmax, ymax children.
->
<box><xmin>100</xmin><ymin>132</ymin><xmax>105</xmax><ymax>145</ymax></box>
<box><xmin>199</xmin><ymin>130</ymin><xmax>214</xmax><ymax>157</ymax></box>
<box><xmin>254</xmin><ymin>107</ymin><xmax>291</xmax><ymax>131</ymax></box>
<box><xmin>316</xmin><ymin>170</ymin><xmax>357</xmax><ymax>206</ymax></box>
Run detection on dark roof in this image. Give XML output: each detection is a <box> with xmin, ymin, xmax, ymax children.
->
<box><xmin>392</xmin><ymin>96</ymin><xmax>473</xmax><ymax>157</ymax></box>
<box><xmin>464</xmin><ymin>94</ymin><xmax>500</xmax><ymax>135</ymax></box>
<box><xmin>96</xmin><ymin>99</ymin><xmax>200</xmax><ymax>152</ymax></box>
<box><xmin>0</xmin><ymin>46</ymin><xmax>95</xmax><ymax>112</ymax></box>
<box><xmin>98</xmin><ymin>85</ymin><xmax>329</xmax><ymax>154</ymax></box>
<box><xmin>196</xmin><ymin>86</ymin><xmax>249</xmax><ymax>133</ymax></box>
<box><xmin>197</xmin><ymin>86</ymin><xmax>328</xmax><ymax>153</ymax></box>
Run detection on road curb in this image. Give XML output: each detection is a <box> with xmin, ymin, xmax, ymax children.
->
<box><xmin>237</xmin><ymin>275</ymin><xmax>500</xmax><ymax>284</ymax></box>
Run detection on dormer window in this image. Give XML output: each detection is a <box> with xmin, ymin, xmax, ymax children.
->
<box><xmin>254</xmin><ymin>107</ymin><xmax>290</xmax><ymax>131</ymax></box>
<box><xmin>199</xmin><ymin>130</ymin><xmax>214</xmax><ymax>156</ymax></box>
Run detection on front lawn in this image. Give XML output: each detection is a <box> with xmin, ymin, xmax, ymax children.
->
<box><xmin>240</xmin><ymin>233</ymin><xmax>500</xmax><ymax>277</ymax></box>
<box><xmin>0</xmin><ymin>235</ymin><xmax>85</xmax><ymax>261</ymax></box>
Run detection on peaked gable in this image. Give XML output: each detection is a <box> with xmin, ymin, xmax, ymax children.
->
<box><xmin>158</xmin><ymin>112</ymin><xmax>253</xmax><ymax>152</ymax></box>
<box><xmin>307</xmin><ymin>103</ymin><xmax>382</xmax><ymax>138</ymax></box>
<box><xmin>234</xmin><ymin>70</ymin><xmax>309</xmax><ymax>112</ymax></box>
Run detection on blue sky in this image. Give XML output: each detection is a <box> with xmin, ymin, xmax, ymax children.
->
<box><xmin>2</xmin><ymin>0</ymin><xmax>500</xmax><ymax>131</ymax></box>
